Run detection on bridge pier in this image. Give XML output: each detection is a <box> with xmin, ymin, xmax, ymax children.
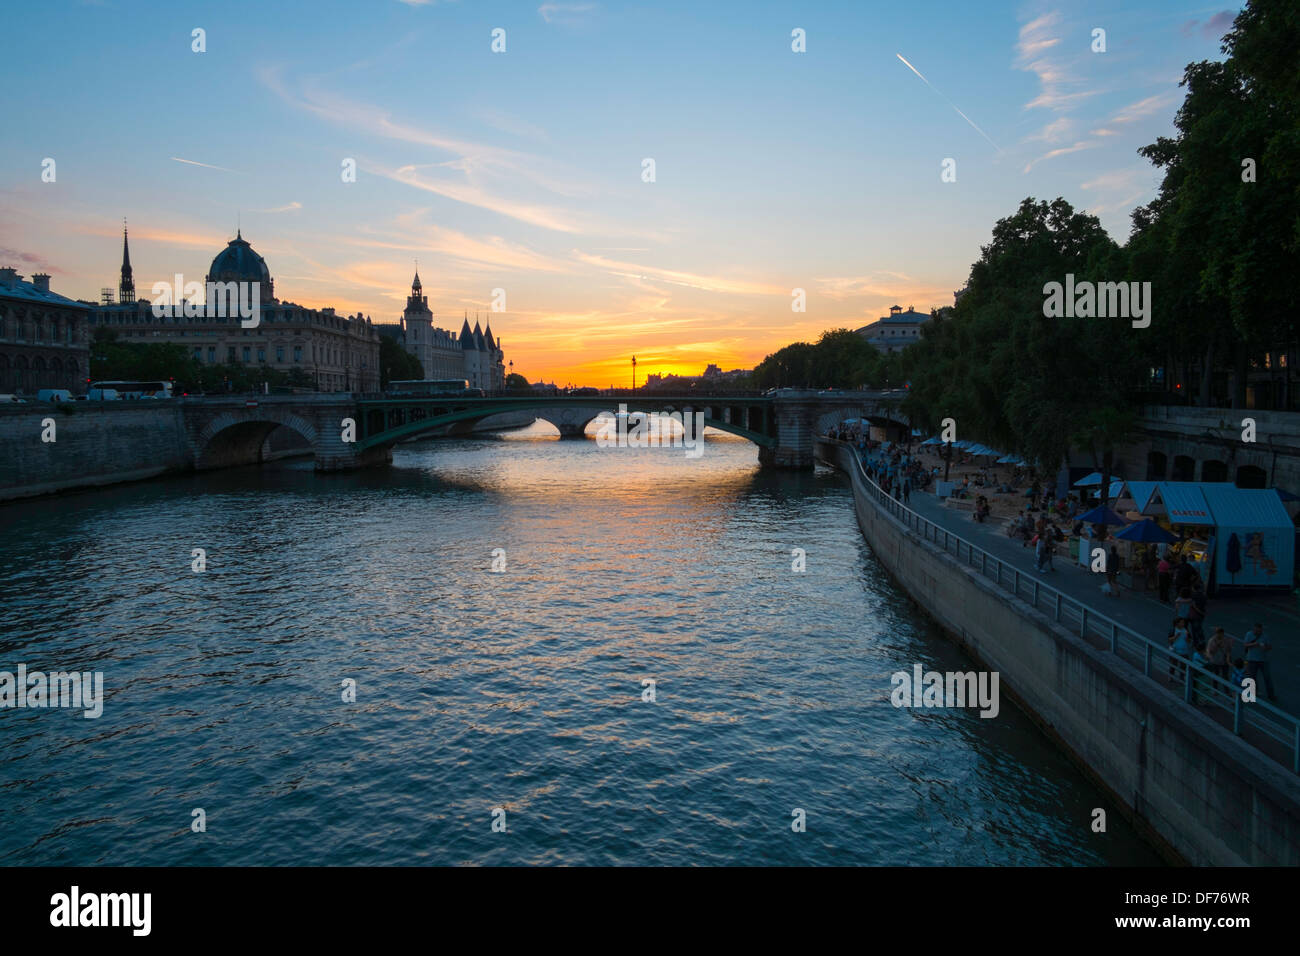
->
<box><xmin>766</xmin><ymin>400</ymin><xmax>820</xmax><ymax>469</ymax></box>
<box><xmin>554</xmin><ymin>422</ymin><xmax>590</xmax><ymax>438</ymax></box>
<box><xmin>316</xmin><ymin>443</ymin><xmax>393</xmax><ymax>471</ymax></box>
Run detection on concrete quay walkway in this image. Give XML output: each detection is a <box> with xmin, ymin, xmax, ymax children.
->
<box><xmin>851</xmin><ymin>446</ymin><xmax>1299</xmax><ymax>714</ymax></box>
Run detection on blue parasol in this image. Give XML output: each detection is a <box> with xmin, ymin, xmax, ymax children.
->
<box><xmin>1075</xmin><ymin>505</ymin><xmax>1129</xmax><ymax>526</ymax></box>
<box><xmin>1112</xmin><ymin>519</ymin><xmax>1177</xmax><ymax>543</ymax></box>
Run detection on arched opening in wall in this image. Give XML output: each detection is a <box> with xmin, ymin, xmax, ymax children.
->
<box><xmin>1171</xmin><ymin>455</ymin><xmax>1195</xmax><ymax>481</ymax></box>
<box><xmin>1236</xmin><ymin>464</ymin><xmax>1267</xmax><ymax>489</ymax></box>
<box><xmin>197</xmin><ymin>420</ymin><xmax>314</xmax><ymax>470</ymax></box>
<box><xmin>1200</xmin><ymin>459</ymin><xmax>1229</xmax><ymax>482</ymax></box>
<box><xmin>262</xmin><ymin>423</ymin><xmax>315</xmax><ymax>461</ymax></box>
<box><xmin>1146</xmin><ymin>451</ymin><xmax>1167</xmax><ymax>480</ymax></box>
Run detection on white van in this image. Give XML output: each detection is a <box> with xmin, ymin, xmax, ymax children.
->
<box><xmin>37</xmin><ymin>389</ymin><xmax>74</xmax><ymax>403</ymax></box>
<box><xmin>0</xmin><ymin>393</ymin><xmax>24</xmax><ymax>404</ymax></box>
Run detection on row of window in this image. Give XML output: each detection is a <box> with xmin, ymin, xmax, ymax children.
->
<box><xmin>0</xmin><ymin>316</ymin><xmax>83</xmax><ymax>345</ymax></box>
<box><xmin>187</xmin><ymin>344</ymin><xmax>371</xmax><ymax>368</ymax></box>
<box><xmin>0</xmin><ymin>354</ymin><xmax>79</xmax><ymax>372</ymax></box>
<box><xmin>1147</xmin><ymin>452</ymin><xmax>1268</xmax><ymax>487</ymax></box>
<box><xmin>192</xmin><ymin>345</ymin><xmax>302</xmax><ymax>364</ymax></box>
<box><xmin>96</xmin><ymin>310</ymin><xmax>373</xmax><ymax>332</ymax></box>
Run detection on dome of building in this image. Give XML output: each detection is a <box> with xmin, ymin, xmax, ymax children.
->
<box><xmin>206</xmin><ymin>230</ymin><xmax>274</xmax><ymax>299</ymax></box>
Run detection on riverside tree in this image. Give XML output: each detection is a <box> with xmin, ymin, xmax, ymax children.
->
<box><xmin>900</xmin><ymin>197</ymin><xmax>1140</xmax><ymax>480</ymax></box>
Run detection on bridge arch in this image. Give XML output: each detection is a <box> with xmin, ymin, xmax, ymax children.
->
<box><xmin>531</xmin><ymin>405</ymin><xmax>607</xmax><ymax>438</ymax></box>
<box><xmin>194</xmin><ymin>409</ymin><xmax>320</xmax><ymax>470</ymax></box>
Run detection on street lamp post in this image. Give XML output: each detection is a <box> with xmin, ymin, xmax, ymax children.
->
<box><xmin>632</xmin><ymin>355</ymin><xmax>637</xmax><ymax>392</ymax></box>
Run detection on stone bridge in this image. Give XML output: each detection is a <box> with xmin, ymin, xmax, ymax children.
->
<box><xmin>178</xmin><ymin>389</ymin><xmax>910</xmax><ymax>472</ymax></box>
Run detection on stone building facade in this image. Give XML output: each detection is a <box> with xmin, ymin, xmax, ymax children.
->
<box><xmin>0</xmin><ymin>267</ymin><xmax>91</xmax><ymax>394</ymax></box>
<box><xmin>395</xmin><ymin>272</ymin><xmax>506</xmax><ymax>389</ymax></box>
<box><xmin>90</xmin><ymin>230</ymin><xmax>381</xmax><ymax>393</ymax></box>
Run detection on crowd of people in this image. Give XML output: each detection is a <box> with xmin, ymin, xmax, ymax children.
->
<box><xmin>1168</xmin><ymin>618</ymin><xmax>1274</xmax><ymax>704</ymax></box>
<box><xmin>826</xmin><ymin>422</ymin><xmax>1280</xmax><ymax>708</ymax></box>
<box><xmin>827</xmin><ymin>422</ymin><xmax>932</xmax><ymax>502</ymax></box>
<box><xmin>1161</xmin><ymin>555</ymin><xmax>1276</xmax><ymax>703</ymax></box>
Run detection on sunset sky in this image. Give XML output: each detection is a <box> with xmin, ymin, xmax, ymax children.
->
<box><xmin>0</xmin><ymin>0</ymin><xmax>1236</xmax><ymax>385</ymax></box>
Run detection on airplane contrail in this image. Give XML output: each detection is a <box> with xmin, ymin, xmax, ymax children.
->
<box><xmin>170</xmin><ymin>156</ymin><xmax>236</xmax><ymax>172</ymax></box>
<box><xmin>896</xmin><ymin>53</ymin><xmax>1001</xmax><ymax>153</ymax></box>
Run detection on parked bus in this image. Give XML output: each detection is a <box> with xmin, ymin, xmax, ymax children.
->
<box><xmin>88</xmin><ymin>380</ymin><xmax>174</xmax><ymax>400</ymax></box>
<box><xmin>387</xmin><ymin>379</ymin><xmax>483</xmax><ymax>397</ymax></box>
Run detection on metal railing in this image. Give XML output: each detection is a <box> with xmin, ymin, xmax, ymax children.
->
<box><xmin>826</xmin><ymin>439</ymin><xmax>1300</xmax><ymax>773</ymax></box>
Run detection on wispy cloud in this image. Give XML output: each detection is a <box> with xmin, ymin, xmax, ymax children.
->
<box><xmin>73</xmin><ymin>223</ymin><xmax>230</xmax><ymax>249</ymax></box>
<box><xmin>1079</xmin><ymin>167</ymin><xmax>1155</xmax><ymax>216</ymax></box>
<box><xmin>1181</xmin><ymin>11</ymin><xmax>1234</xmax><ymax>40</ymax></box>
<box><xmin>384</xmin><ymin>163</ymin><xmax>586</xmax><ymax>234</ymax></box>
<box><xmin>538</xmin><ymin>3</ymin><xmax>598</xmax><ymax>25</ymax></box>
<box><xmin>478</xmin><ymin>109</ymin><xmax>549</xmax><ymax>143</ymax></box>
<box><xmin>259</xmin><ymin>67</ymin><xmax>592</xmax><ymax>199</ymax></box>
<box><xmin>1023</xmin><ymin>140</ymin><xmax>1101</xmax><ymax>173</ymax></box>
<box><xmin>573</xmin><ymin>252</ymin><xmax>786</xmax><ymax>296</ymax></box>
<box><xmin>1015</xmin><ymin>12</ymin><xmax>1098</xmax><ymax>112</ymax></box>
<box><xmin>813</xmin><ymin>274</ymin><xmax>943</xmax><ymax>303</ymax></box>
<box><xmin>1109</xmin><ymin>93</ymin><xmax>1178</xmax><ymax>125</ymax></box>
<box><xmin>0</xmin><ymin>248</ymin><xmax>56</xmax><ymax>271</ymax></box>
<box><xmin>1026</xmin><ymin>116</ymin><xmax>1074</xmax><ymax>144</ymax></box>
<box><xmin>344</xmin><ymin>218</ymin><xmax>577</xmax><ymax>275</ymax></box>
<box><xmin>258</xmin><ymin>201</ymin><xmax>302</xmax><ymax>214</ymax></box>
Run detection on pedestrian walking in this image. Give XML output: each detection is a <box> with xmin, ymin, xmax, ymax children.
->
<box><xmin>1105</xmin><ymin>544</ymin><xmax>1119</xmax><ymax>597</ymax></box>
<box><xmin>1205</xmin><ymin>627</ymin><xmax>1231</xmax><ymax>681</ymax></box>
<box><xmin>1157</xmin><ymin>555</ymin><xmax>1172</xmax><ymax>603</ymax></box>
<box><xmin>1167</xmin><ymin>618</ymin><xmax>1192</xmax><ymax>685</ymax></box>
<box><xmin>1242</xmin><ymin>622</ymin><xmax>1275</xmax><ymax>701</ymax></box>
<box><xmin>1189</xmin><ymin>582</ymin><xmax>1208</xmax><ymax>646</ymax></box>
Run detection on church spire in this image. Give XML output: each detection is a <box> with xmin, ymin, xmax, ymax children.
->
<box><xmin>119</xmin><ymin>220</ymin><xmax>135</xmax><ymax>304</ymax></box>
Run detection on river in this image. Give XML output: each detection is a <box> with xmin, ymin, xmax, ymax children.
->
<box><xmin>0</xmin><ymin>422</ymin><xmax>1161</xmax><ymax>864</ymax></box>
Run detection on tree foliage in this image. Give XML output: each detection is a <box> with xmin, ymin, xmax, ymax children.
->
<box><xmin>752</xmin><ymin>328</ymin><xmax>900</xmax><ymax>390</ymax></box>
<box><xmin>379</xmin><ymin>336</ymin><xmax>425</xmax><ymax>389</ymax></box>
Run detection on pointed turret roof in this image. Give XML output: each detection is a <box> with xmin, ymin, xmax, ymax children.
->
<box><xmin>119</xmin><ymin>222</ymin><xmax>136</xmax><ymax>303</ymax></box>
<box><xmin>484</xmin><ymin>322</ymin><xmax>496</xmax><ymax>350</ymax></box>
<box><xmin>411</xmin><ymin>269</ymin><xmax>422</xmax><ymax>294</ymax></box>
<box><xmin>460</xmin><ymin>315</ymin><xmax>477</xmax><ymax>349</ymax></box>
<box><xmin>473</xmin><ymin>320</ymin><xmax>486</xmax><ymax>350</ymax></box>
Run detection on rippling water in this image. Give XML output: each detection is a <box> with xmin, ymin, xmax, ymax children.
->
<box><xmin>0</xmin><ymin>423</ymin><xmax>1161</xmax><ymax>865</ymax></box>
